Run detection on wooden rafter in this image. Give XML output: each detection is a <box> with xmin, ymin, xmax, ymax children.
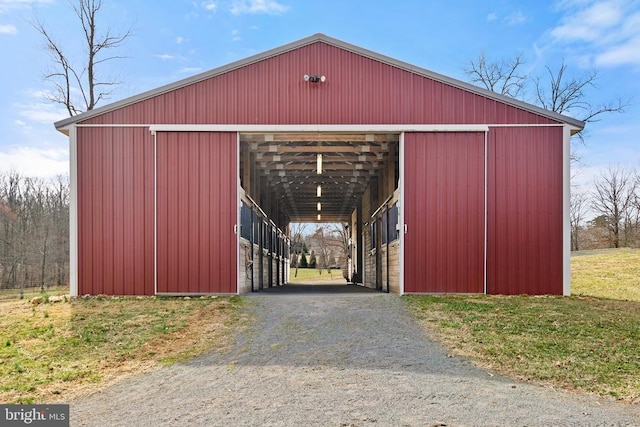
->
<box><xmin>240</xmin><ymin>132</ymin><xmax>398</xmax><ymax>222</ymax></box>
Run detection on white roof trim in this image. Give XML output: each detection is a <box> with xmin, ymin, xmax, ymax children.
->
<box><xmin>148</xmin><ymin>124</ymin><xmax>490</xmax><ymax>134</ymax></box>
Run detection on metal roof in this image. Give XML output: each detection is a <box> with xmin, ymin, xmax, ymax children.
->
<box><xmin>54</xmin><ymin>33</ymin><xmax>585</xmax><ymax>131</ymax></box>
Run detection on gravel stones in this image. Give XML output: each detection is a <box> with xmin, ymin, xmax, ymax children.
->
<box><xmin>70</xmin><ymin>288</ymin><xmax>640</xmax><ymax>426</ymax></box>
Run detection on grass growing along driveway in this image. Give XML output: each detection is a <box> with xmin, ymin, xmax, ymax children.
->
<box><xmin>0</xmin><ymin>295</ymin><xmax>245</xmax><ymax>404</ymax></box>
<box><xmin>408</xmin><ymin>249</ymin><xmax>640</xmax><ymax>402</ymax></box>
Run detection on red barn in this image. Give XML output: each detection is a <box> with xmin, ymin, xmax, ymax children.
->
<box><xmin>55</xmin><ymin>34</ymin><xmax>583</xmax><ymax>296</ymax></box>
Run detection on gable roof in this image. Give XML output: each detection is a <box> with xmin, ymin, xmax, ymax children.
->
<box><xmin>54</xmin><ymin>33</ymin><xmax>585</xmax><ymax>131</ymax></box>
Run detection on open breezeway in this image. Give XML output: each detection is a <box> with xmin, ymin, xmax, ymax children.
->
<box><xmin>69</xmin><ymin>293</ymin><xmax>640</xmax><ymax>426</ymax></box>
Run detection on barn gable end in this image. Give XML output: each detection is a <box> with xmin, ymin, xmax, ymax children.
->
<box><xmin>56</xmin><ymin>34</ymin><xmax>583</xmax><ymax>297</ymax></box>
<box><xmin>57</xmin><ymin>34</ymin><xmax>582</xmax><ymax>129</ymax></box>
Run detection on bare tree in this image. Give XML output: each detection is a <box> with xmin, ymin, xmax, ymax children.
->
<box><xmin>34</xmin><ymin>0</ymin><xmax>132</xmax><ymax>115</ymax></box>
<box><xmin>570</xmin><ymin>189</ymin><xmax>589</xmax><ymax>251</ymax></box>
<box><xmin>465</xmin><ymin>54</ymin><xmax>628</xmax><ymax>168</ymax></box>
<box><xmin>308</xmin><ymin>225</ymin><xmax>348</xmax><ymax>276</ymax></box>
<box><xmin>329</xmin><ymin>223</ymin><xmax>351</xmax><ymax>280</ymax></box>
<box><xmin>591</xmin><ymin>166</ymin><xmax>637</xmax><ymax>248</ymax></box>
<box><xmin>534</xmin><ymin>61</ymin><xmax>628</xmax><ymax>132</ymax></box>
<box><xmin>465</xmin><ymin>53</ymin><xmax>628</xmax><ymax>125</ymax></box>
<box><xmin>310</xmin><ymin>227</ymin><xmax>329</xmax><ymax>275</ymax></box>
<box><xmin>0</xmin><ymin>173</ymin><xmax>70</xmax><ymax>297</ymax></box>
<box><xmin>465</xmin><ymin>51</ymin><xmax>528</xmax><ymax>98</ymax></box>
<box><xmin>289</xmin><ymin>223</ymin><xmax>307</xmax><ymax>277</ymax></box>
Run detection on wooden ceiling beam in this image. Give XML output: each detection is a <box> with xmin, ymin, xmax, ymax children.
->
<box><xmin>254</xmin><ymin>145</ymin><xmax>388</xmax><ymax>153</ymax></box>
<box><xmin>260</xmin><ymin>163</ymin><xmax>381</xmax><ymax>171</ymax></box>
<box><xmin>241</xmin><ymin>133</ymin><xmax>398</xmax><ymax>143</ymax></box>
<box><xmin>257</xmin><ymin>152</ymin><xmax>383</xmax><ymax>161</ymax></box>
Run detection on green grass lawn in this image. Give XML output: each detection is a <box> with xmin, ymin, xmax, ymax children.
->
<box><xmin>571</xmin><ymin>248</ymin><xmax>640</xmax><ymax>302</ymax></box>
<box><xmin>0</xmin><ymin>296</ymin><xmax>244</xmax><ymax>404</ymax></box>
<box><xmin>288</xmin><ymin>267</ymin><xmax>346</xmax><ymax>283</ymax></box>
<box><xmin>408</xmin><ymin>249</ymin><xmax>640</xmax><ymax>401</ymax></box>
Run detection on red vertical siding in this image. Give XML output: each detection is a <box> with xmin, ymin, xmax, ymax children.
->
<box><xmin>487</xmin><ymin>127</ymin><xmax>563</xmax><ymax>295</ymax></box>
<box><xmin>81</xmin><ymin>42</ymin><xmax>557</xmax><ymax>127</ymax></box>
<box><xmin>156</xmin><ymin>132</ymin><xmax>237</xmax><ymax>294</ymax></box>
<box><xmin>77</xmin><ymin>127</ymin><xmax>154</xmax><ymax>295</ymax></box>
<box><xmin>72</xmin><ymin>39</ymin><xmax>568</xmax><ymax>296</ymax></box>
<box><xmin>404</xmin><ymin>132</ymin><xmax>485</xmax><ymax>293</ymax></box>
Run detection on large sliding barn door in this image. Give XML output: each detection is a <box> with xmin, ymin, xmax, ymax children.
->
<box><xmin>404</xmin><ymin>132</ymin><xmax>484</xmax><ymax>293</ymax></box>
<box><xmin>156</xmin><ymin>132</ymin><xmax>237</xmax><ymax>294</ymax></box>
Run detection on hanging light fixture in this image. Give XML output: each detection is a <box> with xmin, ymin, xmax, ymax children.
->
<box><xmin>317</xmin><ymin>202</ymin><xmax>322</xmax><ymax>211</ymax></box>
<box><xmin>317</xmin><ymin>185</ymin><xmax>322</xmax><ymax>197</ymax></box>
<box><xmin>317</xmin><ymin>214</ymin><xmax>321</xmax><ymax>221</ymax></box>
<box><xmin>317</xmin><ymin>154</ymin><xmax>323</xmax><ymax>174</ymax></box>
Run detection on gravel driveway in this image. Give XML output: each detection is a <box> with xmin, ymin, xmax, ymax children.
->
<box><xmin>71</xmin><ymin>284</ymin><xmax>640</xmax><ymax>426</ymax></box>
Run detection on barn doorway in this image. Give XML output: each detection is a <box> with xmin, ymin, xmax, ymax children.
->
<box><xmin>238</xmin><ymin>132</ymin><xmax>400</xmax><ymax>294</ymax></box>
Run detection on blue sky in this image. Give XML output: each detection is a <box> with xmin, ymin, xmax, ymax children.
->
<box><xmin>0</xmin><ymin>0</ymin><xmax>638</xmax><ymax>194</ymax></box>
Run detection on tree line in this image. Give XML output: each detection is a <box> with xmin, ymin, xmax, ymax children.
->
<box><xmin>0</xmin><ymin>172</ymin><xmax>69</xmax><ymax>296</ymax></box>
<box><xmin>572</xmin><ymin>166</ymin><xmax>640</xmax><ymax>251</ymax></box>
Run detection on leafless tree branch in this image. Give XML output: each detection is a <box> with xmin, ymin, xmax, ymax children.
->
<box><xmin>33</xmin><ymin>0</ymin><xmax>132</xmax><ymax>115</ymax></box>
<box><xmin>464</xmin><ymin>51</ymin><xmax>528</xmax><ymax>99</ymax></box>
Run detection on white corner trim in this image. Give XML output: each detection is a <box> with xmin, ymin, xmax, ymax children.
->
<box><xmin>563</xmin><ymin>125</ymin><xmax>571</xmax><ymax>296</ymax></box>
<box><xmin>399</xmin><ymin>132</ymin><xmax>405</xmax><ymax>295</ymax></box>
<box><xmin>69</xmin><ymin>126</ymin><xmax>78</xmax><ymax>297</ymax></box>
<box><xmin>484</xmin><ymin>130</ymin><xmax>488</xmax><ymax>295</ymax></box>
<box><xmin>153</xmin><ymin>132</ymin><xmax>158</xmax><ymax>296</ymax></box>
<box><xmin>236</xmin><ymin>132</ymin><xmax>241</xmax><ymax>295</ymax></box>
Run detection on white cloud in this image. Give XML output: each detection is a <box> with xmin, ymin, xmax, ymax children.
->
<box><xmin>0</xmin><ymin>146</ymin><xmax>68</xmax><ymax>178</ymax></box>
<box><xmin>550</xmin><ymin>0</ymin><xmax>640</xmax><ymax>67</ymax></box>
<box><xmin>596</xmin><ymin>34</ymin><xmax>640</xmax><ymax>65</ymax></box>
<box><xmin>486</xmin><ymin>12</ymin><xmax>497</xmax><ymax>21</ymax></box>
<box><xmin>15</xmin><ymin>90</ymin><xmax>68</xmax><ymax>124</ymax></box>
<box><xmin>231</xmin><ymin>29</ymin><xmax>241</xmax><ymax>41</ymax></box>
<box><xmin>0</xmin><ymin>23</ymin><xmax>16</xmax><ymax>34</ymax></box>
<box><xmin>202</xmin><ymin>1</ymin><xmax>216</xmax><ymax>11</ymax></box>
<box><xmin>551</xmin><ymin>0</ymin><xmax>623</xmax><ymax>42</ymax></box>
<box><xmin>18</xmin><ymin>102</ymin><xmax>67</xmax><ymax>124</ymax></box>
<box><xmin>505</xmin><ymin>11</ymin><xmax>527</xmax><ymax>25</ymax></box>
<box><xmin>13</xmin><ymin>119</ymin><xmax>32</xmax><ymax>132</ymax></box>
<box><xmin>230</xmin><ymin>0</ymin><xmax>288</xmax><ymax>15</ymax></box>
<box><xmin>0</xmin><ymin>0</ymin><xmax>52</xmax><ymax>13</ymax></box>
<box><xmin>178</xmin><ymin>66</ymin><xmax>202</xmax><ymax>74</ymax></box>
<box><xmin>155</xmin><ymin>53</ymin><xmax>175</xmax><ymax>60</ymax></box>
<box><xmin>176</xmin><ymin>36</ymin><xmax>187</xmax><ymax>44</ymax></box>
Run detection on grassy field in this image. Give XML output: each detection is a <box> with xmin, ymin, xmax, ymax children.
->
<box><xmin>0</xmin><ymin>295</ymin><xmax>245</xmax><ymax>404</ymax></box>
<box><xmin>2</xmin><ymin>250</ymin><xmax>638</xmax><ymax>403</ymax></box>
<box><xmin>571</xmin><ymin>248</ymin><xmax>640</xmax><ymax>301</ymax></box>
<box><xmin>408</xmin><ymin>249</ymin><xmax>640</xmax><ymax>402</ymax></box>
<box><xmin>288</xmin><ymin>267</ymin><xmax>346</xmax><ymax>283</ymax></box>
